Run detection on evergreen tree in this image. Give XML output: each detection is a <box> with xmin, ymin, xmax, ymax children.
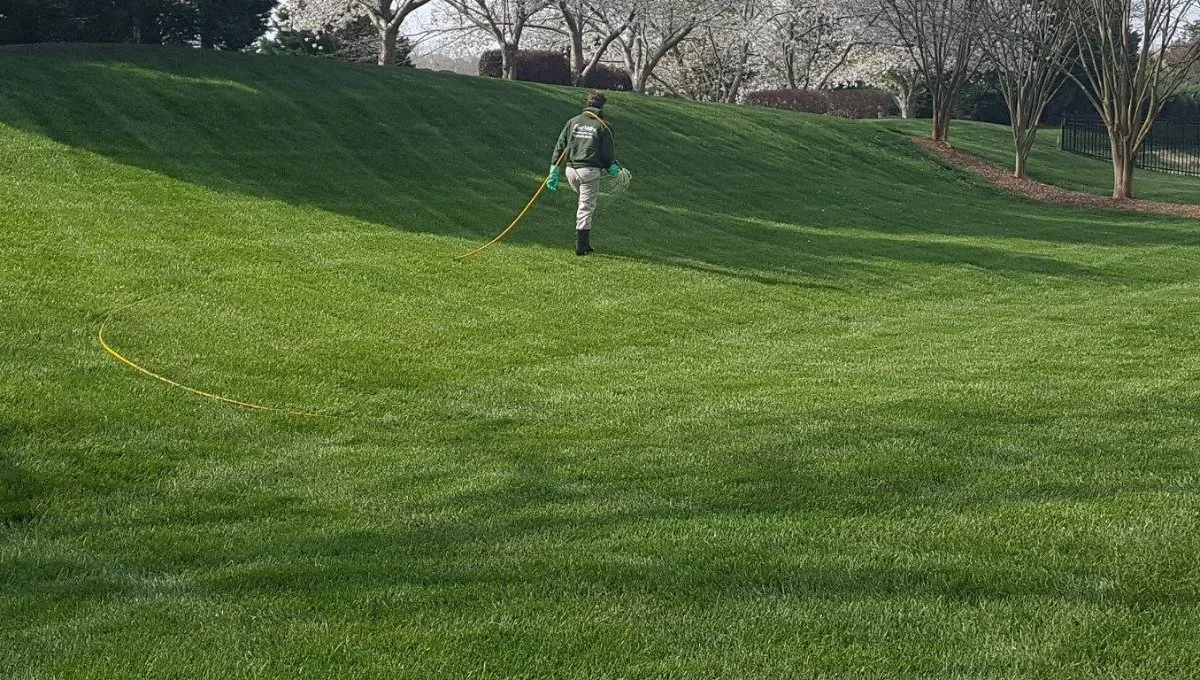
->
<box><xmin>0</xmin><ymin>0</ymin><xmax>272</xmax><ymax>49</ymax></box>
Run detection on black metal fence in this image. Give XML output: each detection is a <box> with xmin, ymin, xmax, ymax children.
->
<box><xmin>1061</xmin><ymin>115</ymin><xmax>1200</xmax><ymax>176</ymax></box>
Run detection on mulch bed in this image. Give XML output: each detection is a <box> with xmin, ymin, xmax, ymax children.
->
<box><xmin>912</xmin><ymin>136</ymin><xmax>1200</xmax><ymax>219</ymax></box>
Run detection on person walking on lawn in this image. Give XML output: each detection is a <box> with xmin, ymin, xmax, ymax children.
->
<box><xmin>547</xmin><ymin>90</ymin><xmax>621</xmax><ymax>256</ymax></box>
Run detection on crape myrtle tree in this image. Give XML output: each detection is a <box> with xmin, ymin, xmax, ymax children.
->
<box><xmin>879</xmin><ymin>0</ymin><xmax>986</xmax><ymax>142</ymax></box>
<box><xmin>1065</xmin><ymin>0</ymin><xmax>1200</xmax><ymax>198</ymax></box>
<box><xmin>978</xmin><ymin>0</ymin><xmax>1076</xmax><ymax>178</ymax></box>
<box><xmin>280</xmin><ymin>0</ymin><xmax>433</xmax><ymax>65</ymax></box>
<box><xmin>438</xmin><ymin>0</ymin><xmax>558</xmax><ymax>79</ymax></box>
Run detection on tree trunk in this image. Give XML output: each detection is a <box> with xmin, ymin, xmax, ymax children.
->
<box><xmin>501</xmin><ymin>43</ymin><xmax>518</xmax><ymax>80</ymax></box>
<box><xmin>932</xmin><ymin>105</ymin><xmax>951</xmax><ymax>143</ymax></box>
<box><xmin>930</xmin><ymin>79</ymin><xmax>954</xmax><ymax>142</ymax></box>
<box><xmin>895</xmin><ymin>90</ymin><xmax>913</xmax><ymax>119</ymax></box>
<box><xmin>570</xmin><ymin>32</ymin><xmax>585</xmax><ymax>85</ymax></box>
<box><xmin>1014</xmin><ymin>147</ymin><xmax>1028</xmax><ymax>179</ymax></box>
<box><xmin>632</xmin><ymin>66</ymin><xmax>649</xmax><ymax>94</ymax></box>
<box><xmin>1111</xmin><ymin>142</ymin><xmax>1135</xmax><ymax>199</ymax></box>
<box><xmin>136</xmin><ymin>8</ymin><xmax>158</xmax><ymax>44</ymax></box>
<box><xmin>379</xmin><ymin>26</ymin><xmax>399</xmax><ymax>66</ymax></box>
<box><xmin>1013</xmin><ymin>128</ymin><xmax>1037</xmax><ymax>178</ymax></box>
<box><xmin>560</xmin><ymin>2</ymin><xmax>588</xmax><ymax>86</ymax></box>
<box><xmin>725</xmin><ymin>43</ymin><xmax>751</xmax><ymax>104</ymax></box>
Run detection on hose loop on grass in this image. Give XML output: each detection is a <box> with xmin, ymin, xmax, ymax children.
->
<box><xmin>97</xmin><ymin>296</ymin><xmax>328</xmax><ymax>418</ymax></box>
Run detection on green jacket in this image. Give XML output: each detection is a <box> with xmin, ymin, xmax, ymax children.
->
<box><xmin>552</xmin><ymin>107</ymin><xmax>615</xmax><ymax>169</ymax></box>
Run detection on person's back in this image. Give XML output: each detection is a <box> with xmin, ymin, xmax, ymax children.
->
<box><xmin>558</xmin><ymin>109</ymin><xmax>614</xmax><ymax>170</ymax></box>
<box><xmin>547</xmin><ymin>91</ymin><xmax>621</xmax><ymax>256</ymax></box>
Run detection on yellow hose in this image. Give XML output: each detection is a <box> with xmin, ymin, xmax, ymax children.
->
<box><xmin>98</xmin><ymin>301</ymin><xmax>327</xmax><ymax>418</ymax></box>
<box><xmin>454</xmin><ymin>170</ymin><xmax>555</xmax><ymax>262</ymax></box>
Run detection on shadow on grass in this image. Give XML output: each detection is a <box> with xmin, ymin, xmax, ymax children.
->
<box><xmin>592</xmin><ymin>202</ymin><xmax>1106</xmax><ymax>284</ymax></box>
<box><xmin>8</xmin><ymin>411</ymin><xmax>1194</xmax><ymax>610</ymax></box>
<box><xmin>207</xmin><ymin>440</ymin><xmax>1200</xmax><ymax>607</ymax></box>
<box><xmin>0</xmin><ymin>426</ymin><xmax>39</xmax><ymax>528</ymax></box>
<box><xmin>0</xmin><ymin>45</ymin><xmax>1183</xmax><ymax>289</ymax></box>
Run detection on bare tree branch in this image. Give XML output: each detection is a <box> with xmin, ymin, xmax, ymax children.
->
<box><xmin>979</xmin><ymin>0</ymin><xmax>1076</xmax><ymax>177</ymax></box>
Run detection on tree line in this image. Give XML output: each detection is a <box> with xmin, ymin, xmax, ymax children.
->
<box><xmin>0</xmin><ymin>0</ymin><xmax>275</xmax><ymax>49</ymax></box>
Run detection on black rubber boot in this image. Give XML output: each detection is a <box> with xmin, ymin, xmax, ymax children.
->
<box><xmin>575</xmin><ymin>229</ymin><xmax>593</xmax><ymax>256</ymax></box>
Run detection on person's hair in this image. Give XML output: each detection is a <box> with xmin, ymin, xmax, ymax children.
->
<box><xmin>587</xmin><ymin>90</ymin><xmax>607</xmax><ymax>109</ymax></box>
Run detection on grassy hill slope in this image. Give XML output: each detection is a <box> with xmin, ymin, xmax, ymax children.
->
<box><xmin>2</xmin><ymin>44</ymin><xmax>1200</xmax><ymax>678</ymax></box>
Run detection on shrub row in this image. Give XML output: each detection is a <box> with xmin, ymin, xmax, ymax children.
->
<box><xmin>745</xmin><ymin>89</ymin><xmax>897</xmax><ymax>119</ymax></box>
<box><xmin>479</xmin><ymin>49</ymin><xmax>571</xmax><ymax>84</ymax></box>
<box><xmin>582</xmin><ymin>64</ymin><xmax>632</xmax><ymax>92</ymax></box>
<box><xmin>479</xmin><ymin>50</ymin><xmax>631</xmax><ymax>91</ymax></box>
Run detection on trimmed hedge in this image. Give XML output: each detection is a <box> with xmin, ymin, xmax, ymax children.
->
<box><xmin>582</xmin><ymin>64</ymin><xmax>632</xmax><ymax>92</ymax></box>
<box><xmin>745</xmin><ymin>89</ymin><xmax>827</xmax><ymax>114</ymax></box>
<box><xmin>479</xmin><ymin>49</ymin><xmax>571</xmax><ymax>86</ymax></box>
<box><xmin>829</xmin><ymin>89</ymin><xmax>896</xmax><ymax>118</ymax></box>
<box><xmin>746</xmin><ymin>88</ymin><xmax>897</xmax><ymax>119</ymax></box>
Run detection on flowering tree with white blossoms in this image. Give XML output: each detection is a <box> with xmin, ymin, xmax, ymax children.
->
<box><xmin>555</xmin><ymin>0</ymin><xmax>638</xmax><ymax>85</ymax></box>
<box><xmin>839</xmin><ymin>43</ymin><xmax>924</xmax><ymax>117</ymax></box>
<box><xmin>759</xmin><ymin>0</ymin><xmax>881</xmax><ymax>91</ymax></box>
<box><xmin>438</xmin><ymin>0</ymin><xmax>559</xmax><ymax>79</ymax></box>
<box><xmin>280</xmin><ymin>0</ymin><xmax>433</xmax><ymax>65</ymax></box>
<box><xmin>661</xmin><ymin>0</ymin><xmax>769</xmax><ymax>102</ymax></box>
<box><xmin>651</xmin><ymin>0</ymin><xmax>883</xmax><ymax>103</ymax></box>
<box><xmin>612</xmin><ymin>0</ymin><xmax>728</xmax><ymax>94</ymax></box>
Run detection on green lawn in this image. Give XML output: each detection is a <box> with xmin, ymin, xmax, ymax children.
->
<box><xmin>3</xmin><ymin>44</ymin><xmax>1200</xmax><ymax>678</ymax></box>
<box><xmin>889</xmin><ymin>118</ymin><xmax>1200</xmax><ymax>203</ymax></box>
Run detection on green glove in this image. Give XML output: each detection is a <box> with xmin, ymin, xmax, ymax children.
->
<box><xmin>607</xmin><ymin>162</ymin><xmax>621</xmax><ymax>178</ymax></box>
<box><xmin>547</xmin><ymin>164</ymin><xmax>560</xmax><ymax>192</ymax></box>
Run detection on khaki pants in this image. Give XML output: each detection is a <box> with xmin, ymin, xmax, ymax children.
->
<box><xmin>566</xmin><ymin>166</ymin><xmax>602</xmax><ymax>231</ymax></box>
